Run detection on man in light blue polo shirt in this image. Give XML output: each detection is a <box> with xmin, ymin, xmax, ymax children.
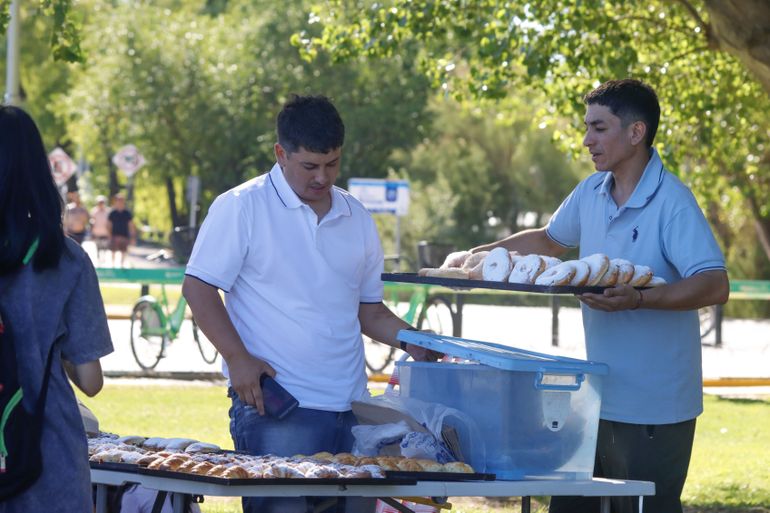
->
<box><xmin>183</xmin><ymin>95</ymin><xmax>436</xmax><ymax>513</ymax></box>
<box><xmin>473</xmin><ymin>79</ymin><xmax>728</xmax><ymax>513</ymax></box>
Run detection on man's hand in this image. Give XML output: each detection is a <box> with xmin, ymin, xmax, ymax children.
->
<box><xmin>402</xmin><ymin>330</ymin><xmax>443</xmax><ymax>362</ymax></box>
<box><xmin>227</xmin><ymin>352</ymin><xmax>276</xmax><ymax>415</ymax></box>
<box><xmin>578</xmin><ymin>284</ymin><xmax>642</xmax><ymax>312</ymax></box>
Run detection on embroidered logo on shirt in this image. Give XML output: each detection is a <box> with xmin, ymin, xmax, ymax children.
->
<box><xmin>632</xmin><ymin>226</ymin><xmax>639</xmax><ymax>242</ymax></box>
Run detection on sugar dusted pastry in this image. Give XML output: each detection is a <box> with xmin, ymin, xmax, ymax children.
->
<box><xmin>222</xmin><ymin>465</ymin><xmax>249</xmax><ymax>479</ymax></box>
<box><xmin>185</xmin><ymin>442</ymin><xmax>221</xmax><ymax>454</ymax></box>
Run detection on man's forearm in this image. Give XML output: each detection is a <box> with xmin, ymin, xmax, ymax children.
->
<box><xmin>471</xmin><ymin>228</ymin><xmax>567</xmax><ymax>257</ymax></box>
<box><xmin>640</xmin><ymin>270</ymin><xmax>729</xmax><ymax>310</ymax></box>
<box><xmin>182</xmin><ymin>276</ymin><xmax>250</xmax><ymax>362</ymax></box>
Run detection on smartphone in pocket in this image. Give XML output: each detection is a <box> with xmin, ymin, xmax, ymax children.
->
<box><xmin>260</xmin><ymin>374</ymin><xmax>299</xmax><ymax>420</ymax></box>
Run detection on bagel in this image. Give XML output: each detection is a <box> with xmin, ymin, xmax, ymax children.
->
<box><xmin>482</xmin><ymin>247</ymin><xmax>513</xmax><ymax>282</ymax></box>
<box><xmin>534</xmin><ymin>261</ymin><xmax>577</xmax><ymax>286</ymax></box>
<box><xmin>581</xmin><ymin>253</ymin><xmax>610</xmax><ymax>286</ymax></box>
<box><xmin>629</xmin><ymin>265</ymin><xmax>654</xmax><ymax>287</ymax></box>
<box><xmin>440</xmin><ymin>250</ymin><xmax>471</xmax><ymax>269</ymax></box>
<box><xmin>567</xmin><ymin>260</ymin><xmax>591</xmax><ymax>286</ymax></box>
<box><xmin>462</xmin><ymin>251</ymin><xmax>488</xmax><ymax>279</ymax></box>
<box><xmin>597</xmin><ymin>261</ymin><xmax>620</xmax><ymax>287</ymax></box>
<box><xmin>611</xmin><ymin>258</ymin><xmax>635</xmax><ymax>284</ymax></box>
<box><xmin>647</xmin><ymin>276</ymin><xmax>667</xmax><ymax>287</ymax></box>
<box><xmin>508</xmin><ymin>254</ymin><xmax>546</xmax><ymax>284</ymax></box>
<box><xmin>541</xmin><ymin>256</ymin><xmax>562</xmax><ymax>269</ymax></box>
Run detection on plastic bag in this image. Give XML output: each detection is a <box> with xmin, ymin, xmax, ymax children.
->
<box><xmin>400</xmin><ymin>431</ymin><xmax>454</xmax><ymax>463</ymax></box>
<box><xmin>351</xmin><ymin>421</ymin><xmax>411</xmax><ymax>456</ymax></box>
<box><xmin>351</xmin><ymin>393</ymin><xmax>485</xmax><ymax>469</ymax></box>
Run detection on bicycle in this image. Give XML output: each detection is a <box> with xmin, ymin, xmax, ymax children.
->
<box><xmin>130</xmin><ymin>282</ymin><xmax>218</xmax><ymax>370</ymax></box>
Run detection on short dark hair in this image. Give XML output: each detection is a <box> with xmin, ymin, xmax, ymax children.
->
<box><xmin>584</xmin><ymin>79</ymin><xmax>660</xmax><ymax>147</ymax></box>
<box><xmin>276</xmin><ymin>95</ymin><xmax>345</xmax><ymax>154</ymax></box>
<box><xmin>0</xmin><ymin>106</ymin><xmax>65</xmax><ymax>274</ymax></box>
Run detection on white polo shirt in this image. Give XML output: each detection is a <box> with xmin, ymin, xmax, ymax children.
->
<box><xmin>546</xmin><ymin>148</ymin><xmax>726</xmax><ymax>424</ymax></box>
<box><xmin>186</xmin><ymin>163</ymin><xmax>384</xmax><ymax>411</ymax></box>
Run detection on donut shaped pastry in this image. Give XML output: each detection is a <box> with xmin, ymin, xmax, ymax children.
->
<box><xmin>440</xmin><ymin>250</ymin><xmax>471</xmax><ymax>269</ymax></box>
<box><xmin>647</xmin><ymin>276</ymin><xmax>667</xmax><ymax>287</ymax></box>
<box><xmin>541</xmin><ymin>256</ymin><xmax>562</xmax><ymax>269</ymax></box>
<box><xmin>597</xmin><ymin>261</ymin><xmax>619</xmax><ymax>287</ymax></box>
<box><xmin>508</xmin><ymin>254</ymin><xmax>545</xmax><ymax>284</ymax></box>
<box><xmin>628</xmin><ymin>265</ymin><xmax>654</xmax><ymax>287</ymax></box>
<box><xmin>611</xmin><ymin>258</ymin><xmax>635</xmax><ymax>284</ymax></box>
<box><xmin>461</xmin><ymin>251</ymin><xmax>487</xmax><ymax>270</ymax></box>
<box><xmin>462</xmin><ymin>251</ymin><xmax>488</xmax><ymax>279</ymax></box>
<box><xmin>534</xmin><ymin>261</ymin><xmax>577</xmax><ymax>286</ymax></box>
<box><xmin>581</xmin><ymin>253</ymin><xmax>610</xmax><ymax>286</ymax></box>
<box><xmin>568</xmin><ymin>260</ymin><xmax>591</xmax><ymax>286</ymax></box>
<box><xmin>482</xmin><ymin>247</ymin><xmax>513</xmax><ymax>282</ymax></box>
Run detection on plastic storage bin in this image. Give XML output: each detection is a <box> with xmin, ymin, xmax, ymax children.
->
<box><xmin>396</xmin><ymin>331</ymin><xmax>609</xmax><ymax>480</ymax></box>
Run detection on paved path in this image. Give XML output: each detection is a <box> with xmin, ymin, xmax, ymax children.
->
<box><xmin>101</xmin><ymin>304</ymin><xmax>770</xmax><ymax>380</ymax></box>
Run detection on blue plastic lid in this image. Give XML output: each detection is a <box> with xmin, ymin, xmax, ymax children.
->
<box><xmin>398</xmin><ymin>330</ymin><xmax>608</xmax><ymax>376</ymax></box>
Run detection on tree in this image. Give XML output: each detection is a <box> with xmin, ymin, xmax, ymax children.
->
<box><xmin>0</xmin><ymin>0</ymin><xmax>83</xmax><ymax>63</ymax></box>
<box><xmin>305</xmin><ymin>0</ymin><xmax>770</xmax><ymax>268</ymax></box>
<box><xmin>59</xmin><ymin>0</ymin><xmax>431</xmax><ymax>234</ymax></box>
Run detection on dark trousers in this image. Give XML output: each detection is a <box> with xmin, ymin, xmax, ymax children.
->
<box><xmin>549</xmin><ymin>418</ymin><xmax>696</xmax><ymax>513</ymax></box>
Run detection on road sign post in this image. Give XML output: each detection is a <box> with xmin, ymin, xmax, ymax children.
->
<box><xmin>112</xmin><ymin>145</ymin><xmax>146</xmax><ymax>207</ymax></box>
<box><xmin>348</xmin><ymin>178</ymin><xmax>410</xmax><ymax>269</ymax></box>
<box><xmin>48</xmin><ymin>147</ymin><xmax>77</xmax><ymax>188</ymax></box>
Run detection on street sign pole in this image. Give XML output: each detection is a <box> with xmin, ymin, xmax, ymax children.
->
<box><xmin>4</xmin><ymin>0</ymin><xmax>21</xmax><ymax>106</ymax></box>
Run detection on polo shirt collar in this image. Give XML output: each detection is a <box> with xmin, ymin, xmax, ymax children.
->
<box><xmin>268</xmin><ymin>162</ymin><xmax>352</xmax><ymax>219</ymax></box>
<box><xmin>597</xmin><ymin>148</ymin><xmax>665</xmax><ymax>209</ymax></box>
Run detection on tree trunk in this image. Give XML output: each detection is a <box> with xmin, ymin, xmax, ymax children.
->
<box><xmin>755</xmin><ymin>216</ymin><xmax>770</xmax><ymax>264</ymax></box>
<box><xmin>703</xmin><ymin>0</ymin><xmax>770</xmax><ymax>95</ymax></box>
<box><xmin>165</xmin><ymin>177</ymin><xmax>180</xmax><ymax>228</ymax></box>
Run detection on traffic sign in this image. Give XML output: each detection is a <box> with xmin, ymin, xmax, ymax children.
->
<box><xmin>112</xmin><ymin>145</ymin><xmax>146</xmax><ymax>177</ymax></box>
<box><xmin>48</xmin><ymin>147</ymin><xmax>77</xmax><ymax>186</ymax></box>
<box><xmin>348</xmin><ymin>178</ymin><xmax>410</xmax><ymax>216</ymax></box>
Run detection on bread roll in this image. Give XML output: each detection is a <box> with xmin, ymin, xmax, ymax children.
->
<box><xmin>440</xmin><ymin>250</ymin><xmax>471</xmax><ymax>269</ymax></box>
<box><xmin>442</xmin><ymin>461</ymin><xmax>474</xmax><ymax>473</ymax></box>
<box><xmin>222</xmin><ymin>465</ymin><xmax>249</xmax><ymax>479</ymax></box>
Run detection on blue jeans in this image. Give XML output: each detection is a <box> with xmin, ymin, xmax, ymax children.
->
<box><xmin>228</xmin><ymin>388</ymin><xmax>374</xmax><ymax>513</ymax></box>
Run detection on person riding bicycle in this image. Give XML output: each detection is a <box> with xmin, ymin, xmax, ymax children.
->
<box><xmin>182</xmin><ymin>94</ymin><xmax>438</xmax><ymax>513</ymax></box>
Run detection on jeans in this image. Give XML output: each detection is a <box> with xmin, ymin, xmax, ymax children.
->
<box><xmin>228</xmin><ymin>387</ymin><xmax>375</xmax><ymax>513</ymax></box>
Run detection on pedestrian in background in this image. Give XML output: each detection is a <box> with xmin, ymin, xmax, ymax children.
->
<box><xmin>64</xmin><ymin>190</ymin><xmax>90</xmax><ymax>245</ymax></box>
<box><xmin>0</xmin><ymin>105</ymin><xmax>113</xmax><ymax>512</ymax></box>
<box><xmin>90</xmin><ymin>195</ymin><xmax>111</xmax><ymax>264</ymax></box>
<box><xmin>108</xmin><ymin>192</ymin><xmax>136</xmax><ymax>268</ymax></box>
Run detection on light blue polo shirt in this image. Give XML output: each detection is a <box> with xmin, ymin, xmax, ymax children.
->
<box><xmin>546</xmin><ymin>148</ymin><xmax>725</xmax><ymax>424</ymax></box>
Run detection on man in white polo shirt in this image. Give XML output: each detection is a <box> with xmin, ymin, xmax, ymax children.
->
<box><xmin>183</xmin><ymin>95</ymin><xmax>434</xmax><ymax>513</ymax></box>
<box><xmin>472</xmin><ymin>79</ymin><xmax>729</xmax><ymax>513</ymax></box>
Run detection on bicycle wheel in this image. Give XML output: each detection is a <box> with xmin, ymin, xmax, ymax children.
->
<box><xmin>417</xmin><ymin>296</ymin><xmax>454</xmax><ymax>335</ymax></box>
<box><xmin>192</xmin><ymin>318</ymin><xmax>219</xmax><ymax>364</ymax></box>
<box><xmin>699</xmin><ymin>305</ymin><xmax>716</xmax><ymax>339</ymax></box>
<box><xmin>364</xmin><ymin>336</ymin><xmax>396</xmax><ymax>374</ymax></box>
<box><xmin>130</xmin><ymin>300</ymin><xmax>166</xmax><ymax>370</ymax></box>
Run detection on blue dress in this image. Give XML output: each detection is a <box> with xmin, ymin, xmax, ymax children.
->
<box><xmin>0</xmin><ymin>238</ymin><xmax>113</xmax><ymax>513</ymax></box>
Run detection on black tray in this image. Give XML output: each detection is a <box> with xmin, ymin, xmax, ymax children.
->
<box><xmin>135</xmin><ymin>467</ymin><xmax>417</xmax><ymax>486</ymax></box>
<box><xmin>382</xmin><ymin>273</ymin><xmax>608</xmax><ymax>295</ymax></box>
<box><xmin>90</xmin><ymin>461</ymin><xmax>140</xmax><ymax>473</ymax></box>
<box><xmin>385</xmin><ymin>470</ymin><xmax>495</xmax><ymax>481</ymax></box>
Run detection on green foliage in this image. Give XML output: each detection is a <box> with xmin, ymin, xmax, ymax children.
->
<box><xmin>308</xmin><ymin>0</ymin><xmax>770</xmax><ymax>273</ymax></box>
<box><xmin>0</xmin><ymin>0</ymin><xmax>83</xmax><ymax>62</ymax></box>
<box><xmin>59</xmin><ymin>0</ymin><xmax>431</xmax><ymax>234</ymax></box>
<box><xmin>376</xmin><ymin>95</ymin><xmax>586</xmax><ymax>263</ymax></box>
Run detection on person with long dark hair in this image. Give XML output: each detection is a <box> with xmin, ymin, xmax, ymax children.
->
<box><xmin>0</xmin><ymin>105</ymin><xmax>113</xmax><ymax>512</ymax></box>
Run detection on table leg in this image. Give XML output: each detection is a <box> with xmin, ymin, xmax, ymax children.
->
<box><xmin>639</xmin><ymin>496</ymin><xmax>644</xmax><ymax>513</ymax></box>
<box><xmin>379</xmin><ymin>497</ymin><xmax>417</xmax><ymax>513</ymax></box>
<box><xmin>151</xmin><ymin>490</ymin><xmax>168</xmax><ymax>513</ymax></box>
<box><xmin>600</xmin><ymin>496</ymin><xmax>610</xmax><ymax>513</ymax></box>
<box><xmin>170</xmin><ymin>492</ymin><xmax>189</xmax><ymax>513</ymax></box>
<box><xmin>95</xmin><ymin>484</ymin><xmax>108</xmax><ymax>513</ymax></box>
<box><xmin>521</xmin><ymin>496</ymin><xmax>531</xmax><ymax>513</ymax></box>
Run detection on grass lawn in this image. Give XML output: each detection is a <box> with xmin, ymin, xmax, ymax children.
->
<box><xmin>80</xmin><ymin>385</ymin><xmax>769</xmax><ymax>513</ymax></box>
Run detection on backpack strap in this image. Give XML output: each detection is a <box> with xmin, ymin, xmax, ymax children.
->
<box><xmin>22</xmin><ymin>239</ymin><xmax>39</xmax><ymax>266</ymax></box>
